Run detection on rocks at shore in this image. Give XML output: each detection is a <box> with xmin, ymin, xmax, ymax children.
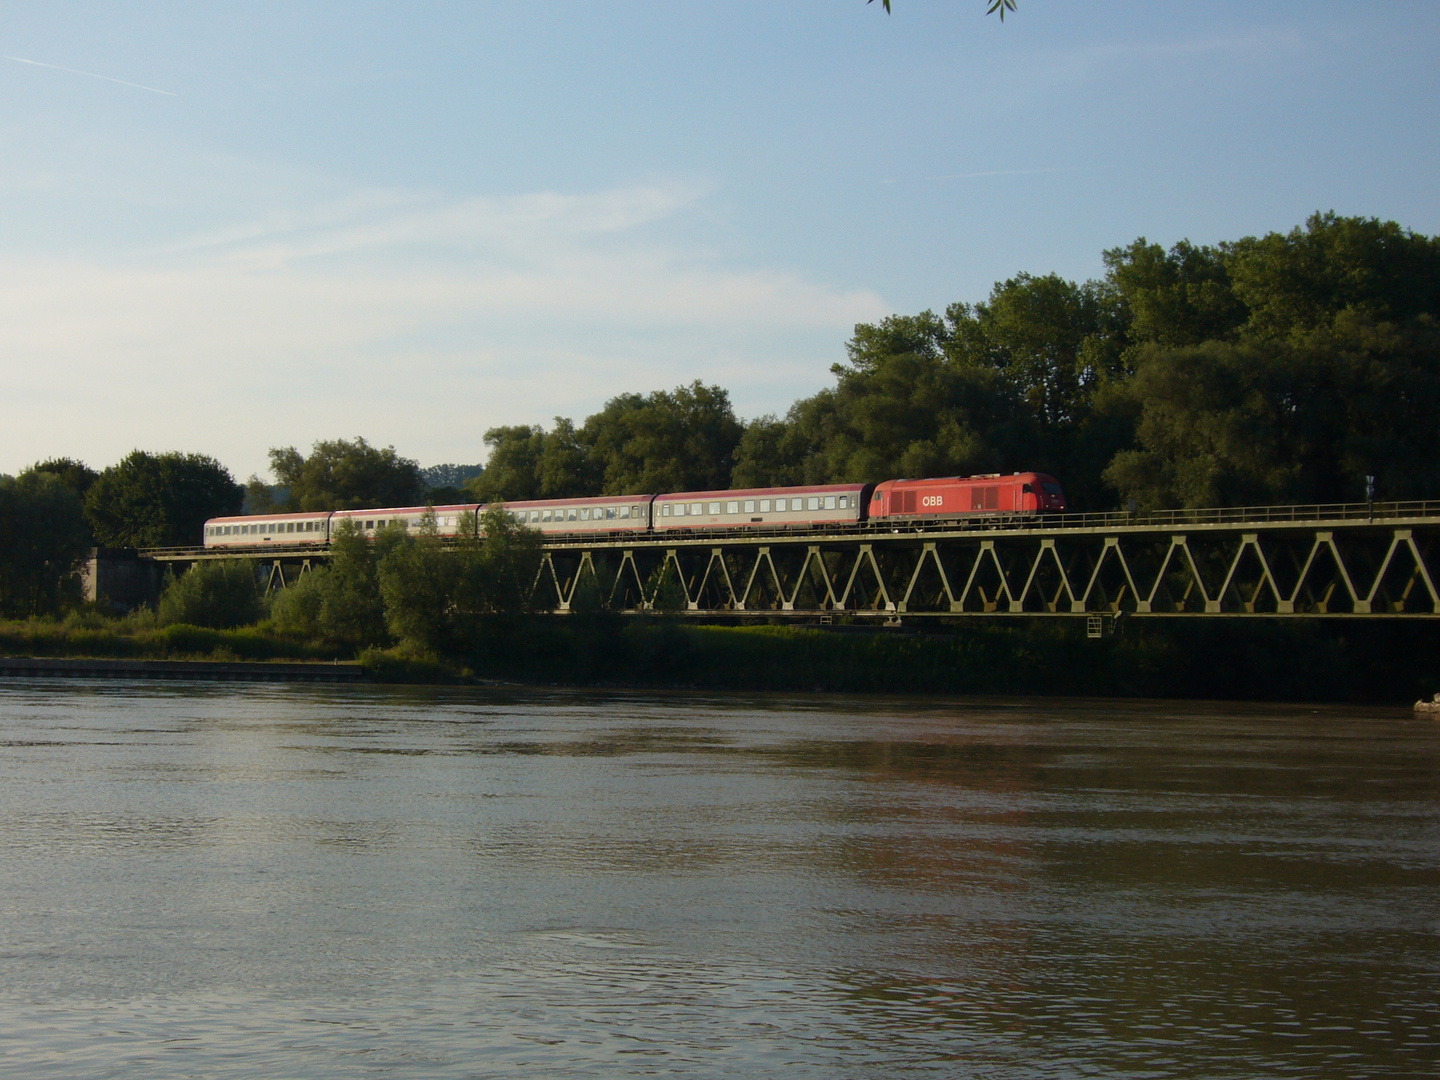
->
<box><xmin>1415</xmin><ymin>693</ymin><xmax>1440</xmax><ymax>715</ymax></box>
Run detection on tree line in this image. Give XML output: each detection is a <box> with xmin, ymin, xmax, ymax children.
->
<box><xmin>3</xmin><ymin>211</ymin><xmax>1436</xmax><ymax>619</ymax></box>
<box><xmin>472</xmin><ymin>212</ymin><xmax>1440</xmax><ymax>512</ymax></box>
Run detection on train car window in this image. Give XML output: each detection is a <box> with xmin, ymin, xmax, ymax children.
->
<box><xmin>707</xmin><ymin>502</ymin><xmax>720</xmax><ymax>515</ymax></box>
<box><xmin>632</xmin><ymin>505</ymin><xmax>641</xmax><ymax>518</ymax></box>
<box><xmin>566</xmin><ymin>508</ymin><xmax>577</xmax><ymax>521</ymax></box>
<box><xmin>743</xmin><ymin>500</ymin><xmax>756</xmax><ymax>513</ymax></box>
<box><xmin>838</xmin><ymin>496</ymin><xmax>848</xmax><ymax>509</ymax></box>
<box><xmin>726</xmin><ymin>501</ymin><xmax>739</xmax><ymax>514</ymax></box>
<box><xmin>774</xmin><ymin>498</ymin><xmax>786</xmax><ymax>511</ymax></box>
<box><xmin>808</xmin><ymin>497</ymin><xmax>820</xmax><ymax>511</ymax></box>
<box><xmin>542</xmin><ymin>509</ymin><xmax>552</xmax><ymax>522</ymax></box>
<box><xmin>760</xmin><ymin>499</ymin><xmax>771</xmax><ymax>512</ymax></box>
<box><xmin>578</xmin><ymin>508</ymin><xmax>588</xmax><ymax>520</ymax></box>
<box><xmin>619</xmin><ymin>506</ymin><xmax>630</xmax><ymax>519</ymax></box>
<box><xmin>364</xmin><ymin>520</ymin><xmax>374</xmax><ymax>530</ymax></box>
<box><xmin>691</xmin><ymin>503</ymin><xmax>703</xmax><ymax>515</ymax></box>
<box><xmin>824</xmin><ymin>496</ymin><xmax>837</xmax><ymax>510</ymax></box>
<box><xmin>662</xmin><ymin>504</ymin><xmax>672</xmax><ymax>517</ymax></box>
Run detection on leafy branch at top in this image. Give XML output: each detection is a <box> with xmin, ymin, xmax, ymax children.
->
<box><xmin>869</xmin><ymin>0</ymin><xmax>1017</xmax><ymax>20</ymax></box>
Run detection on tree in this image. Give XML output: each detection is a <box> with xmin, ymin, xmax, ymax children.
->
<box><xmin>268</xmin><ymin>437</ymin><xmax>424</xmax><ymax>511</ymax></box>
<box><xmin>0</xmin><ymin>471</ymin><xmax>91</xmax><ymax>616</ymax></box>
<box><xmin>377</xmin><ymin>511</ymin><xmax>457</xmax><ymax>653</ymax></box>
<box><xmin>468</xmin><ymin>426</ymin><xmax>546</xmax><ymax>501</ymax></box>
<box><xmin>1222</xmin><ymin>212</ymin><xmax>1440</xmax><ymax>341</ymax></box>
<box><xmin>313</xmin><ymin>517</ymin><xmax>405</xmax><ymax>647</ymax></box>
<box><xmin>156</xmin><ymin>560</ymin><xmax>263</xmax><ymax>629</ymax></box>
<box><xmin>24</xmin><ymin>458</ymin><xmax>99</xmax><ymax>500</ymax></box>
<box><xmin>733</xmin><ymin>311</ymin><xmax>1031</xmax><ymax>487</ymax></box>
<box><xmin>1103</xmin><ymin>238</ymin><xmax>1246</xmax><ymax>351</ymax></box>
<box><xmin>84</xmin><ymin>451</ymin><xmax>243</xmax><ymax>548</ymax></box>
<box><xmin>582</xmin><ymin>382</ymin><xmax>743</xmax><ymax>493</ymax></box>
<box><xmin>1101</xmin><ymin>314</ymin><xmax>1440</xmax><ymax>509</ymax></box>
<box><xmin>375</xmin><ymin>506</ymin><xmax>545</xmax><ymax>656</ymax></box>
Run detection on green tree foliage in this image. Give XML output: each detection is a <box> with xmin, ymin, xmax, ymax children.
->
<box><xmin>377</xmin><ymin>512</ymin><xmax>456</xmax><ymax>653</ymax></box>
<box><xmin>312</xmin><ymin>517</ymin><xmax>405</xmax><ymax>647</ymax></box>
<box><xmin>268</xmin><ymin>437</ymin><xmax>424</xmax><ymax>511</ymax></box>
<box><xmin>468</xmin><ymin>421</ymin><xmax>598</xmax><ymax>501</ymax></box>
<box><xmin>376</xmin><ymin>506</ymin><xmax>544</xmax><ymax>654</ymax></box>
<box><xmin>269</xmin><ymin>569</ymin><xmax>328</xmax><ymax>640</ymax></box>
<box><xmin>581</xmin><ymin>382</ymin><xmax>742</xmax><ymax>493</ymax></box>
<box><xmin>473</xmin><ymin>383</ymin><xmax>742</xmax><ymax>499</ymax></box>
<box><xmin>1103</xmin><ymin>315</ymin><xmax>1440</xmax><ymax>508</ymax></box>
<box><xmin>24</xmin><ymin>458</ymin><xmax>100</xmax><ymax>501</ymax></box>
<box><xmin>733</xmin><ymin>308</ymin><xmax>1047</xmax><ymax>489</ymax></box>
<box><xmin>1103</xmin><ymin>238</ymin><xmax>1246</xmax><ymax>350</ymax></box>
<box><xmin>84</xmin><ymin>451</ymin><xmax>243</xmax><ymax>548</ymax></box>
<box><xmin>1223</xmin><ymin>212</ymin><xmax>1440</xmax><ymax>341</ymax></box>
<box><xmin>0</xmin><ymin>471</ymin><xmax>91</xmax><ymax>617</ymax></box>
<box><xmin>156</xmin><ymin>559</ymin><xmax>263</xmax><ymax>629</ymax></box>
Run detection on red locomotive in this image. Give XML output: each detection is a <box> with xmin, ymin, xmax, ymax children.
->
<box><xmin>868</xmin><ymin>473</ymin><xmax>1066</xmax><ymax>520</ymax></box>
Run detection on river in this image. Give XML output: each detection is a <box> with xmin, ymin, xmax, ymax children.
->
<box><xmin>0</xmin><ymin>681</ymin><xmax>1436</xmax><ymax>1078</ymax></box>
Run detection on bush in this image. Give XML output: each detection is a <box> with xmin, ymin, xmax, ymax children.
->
<box><xmin>157</xmin><ymin>559</ymin><xmax>263</xmax><ymax>629</ymax></box>
<box><xmin>269</xmin><ymin>568</ymin><xmax>328</xmax><ymax>638</ymax></box>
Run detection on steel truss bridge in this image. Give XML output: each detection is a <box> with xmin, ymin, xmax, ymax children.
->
<box><xmin>146</xmin><ymin>500</ymin><xmax>1440</xmax><ymax>626</ymax></box>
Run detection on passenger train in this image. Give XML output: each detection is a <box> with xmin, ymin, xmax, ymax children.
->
<box><xmin>202</xmin><ymin>472</ymin><xmax>1066</xmax><ymax>548</ymax></box>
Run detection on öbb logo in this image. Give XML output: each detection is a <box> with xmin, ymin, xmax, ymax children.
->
<box><xmin>921</xmin><ymin>495</ymin><xmax>944</xmax><ymax>508</ymax></box>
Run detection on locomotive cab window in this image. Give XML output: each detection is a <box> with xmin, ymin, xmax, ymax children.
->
<box><xmin>1043</xmin><ymin>482</ymin><xmax>1062</xmax><ymax>496</ymax></box>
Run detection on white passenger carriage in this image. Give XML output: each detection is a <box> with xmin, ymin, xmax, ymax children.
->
<box><xmin>330</xmin><ymin>504</ymin><xmax>480</xmax><ymax>538</ymax></box>
<box><xmin>204</xmin><ymin>512</ymin><xmax>332</xmax><ymax>547</ymax></box>
<box><xmin>652</xmin><ymin>484</ymin><xmax>869</xmax><ymax>532</ymax></box>
<box><xmin>203</xmin><ymin>504</ymin><xmax>482</xmax><ymax>548</ymax></box>
<box><xmin>495</xmin><ymin>495</ymin><xmax>655</xmax><ymax>536</ymax></box>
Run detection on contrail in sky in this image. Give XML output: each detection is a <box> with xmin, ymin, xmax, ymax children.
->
<box><xmin>880</xmin><ymin>166</ymin><xmax>1098</xmax><ymax>184</ymax></box>
<box><xmin>5</xmin><ymin>55</ymin><xmax>176</xmax><ymax>96</ymax></box>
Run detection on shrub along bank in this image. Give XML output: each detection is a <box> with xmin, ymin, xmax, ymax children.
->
<box><xmin>1</xmin><ymin>610</ymin><xmax>1433</xmax><ymax>703</ymax></box>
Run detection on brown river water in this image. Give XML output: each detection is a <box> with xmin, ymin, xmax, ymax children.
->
<box><xmin>0</xmin><ymin>681</ymin><xmax>1436</xmax><ymax>1078</ymax></box>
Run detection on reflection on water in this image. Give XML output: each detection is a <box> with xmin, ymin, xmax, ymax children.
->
<box><xmin>0</xmin><ymin>683</ymin><xmax>1436</xmax><ymax>1077</ymax></box>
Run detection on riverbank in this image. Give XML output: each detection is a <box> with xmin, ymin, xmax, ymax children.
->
<box><xmin>3</xmin><ymin>615</ymin><xmax>1435</xmax><ymax>702</ymax></box>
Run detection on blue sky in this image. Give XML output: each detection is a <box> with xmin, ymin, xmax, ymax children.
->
<box><xmin>2</xmin><ymin>1</ymin><xmax>1437</xmax><ymax>480</ymax></box>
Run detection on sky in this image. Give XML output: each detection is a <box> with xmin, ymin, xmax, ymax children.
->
<box><xmin>2</xmin><ymin>1</ymin><xmax>1437</xmax><ymax>481</ymax></box>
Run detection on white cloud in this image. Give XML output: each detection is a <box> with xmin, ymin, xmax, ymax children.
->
<box><xmin>0</xmin><ymin>181</ymin><xmax>887</xmax><ymax>477</ymax></box>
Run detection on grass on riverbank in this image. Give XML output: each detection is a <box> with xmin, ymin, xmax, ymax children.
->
<box><xmin>3</xmin><ymin>612</ymin><xmax>1435</xmax><ymax>702</ymax></box>
<box><xmin>0</xmin><ymin>612</ymin><xmax>341</xmax><ymax>663</ymax></box>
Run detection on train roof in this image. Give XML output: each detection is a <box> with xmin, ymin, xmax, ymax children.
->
<box><xmin>655</xmin><ymin>483</ymin><xmax>867</xmax><ymax>501</ymax></box>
